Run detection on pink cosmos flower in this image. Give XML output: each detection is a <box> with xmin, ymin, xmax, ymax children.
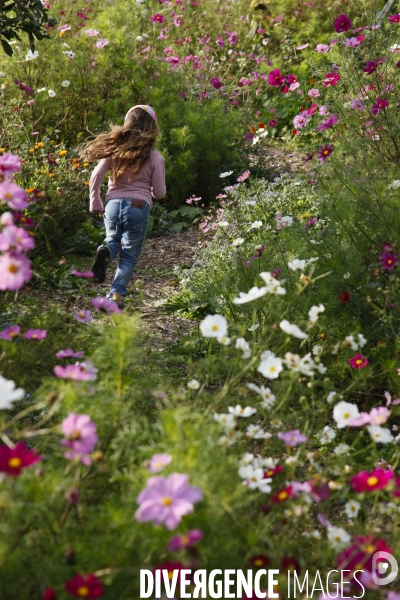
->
<box><xmin>0</xmin><ymin>225</ymin><xmax>35</xmax><ymax>252</ymax></box>
<box><xmin>54</xmin><ymin>360</ymin><xmax>98</xmax><ymax>381</ymax></box>
<box><xmin>135</xmin><ymin>473</ymin><xmax>203</xmax><ymax>530</ymax></box>
<box><xmin>23</xmin><ymin>329</ymin><xmax>47</xmax><ymax>340</ymax></box>
<box><xmin>308</xmin><ymin>88</ymin><xmax>320</xmax><ymax>98</ymax></box>
<box><xmin>351</xmin><ymin>99</ymin><xmax>365</xmax><ymax>111</ymax></box>
<box><xmin>0</xmin><ymin>442</ymin><xmax>41</xmax><ymax>475</ymax></box>
<box><xmin>173</xmin><ymin>15</ymin><xmax>183</xmax><ymax>26</ymax></box>
<box><xmin>319</xmin><ymin>105</ymin><xmax>330</xmax><ymax>116</ymax></box>
<box><xmin>269</xmin><ymin>119</ymin><xmax>277</xmax><ymax>127</ymax></box>
<box><xmin>149</xmin><ymin>453</ymin><xmax>172</xmax><ymax>473</ymax></box>
<box><xmin>351</xmin><ymin>468</ymin><xmax>393</xmax><ymax>492</ymax></box>
<box><xmin>371</xmin><ymin>97</ymin><xmax>389</xmax><ymax>115</ymax></box>
<box><xmin>0</xmin><ymin>181</ymin><xmax>28</xmax><ymax>210</ymax></box>
<box><xmin>277</xmin><ymin>430</ymin><xmax>308</xmax><ymax>447</ymax></box>
<box><xmin>56</xmin><ymin>349</ymin><xmax>85</xmax><ymax>359</ymax></box>
<box><xmin>316</xmin><ymin>44</ymin><xmax>329</xmax><ymax>53</ymax></box>
<box><xmin>167</xmin><ymin>529</ymin><xmax>203</xmax><ymax>551</ymax></box>
<box><xmin>85</xmin><ymin>28</ymin><xmax>100</xmax><ymax>36</ymax></box>
<box><xmin>91</xmin><ymin>296</ymin><xmax>122</xmax><ymax>315</ymax></box>
<box><xmin>65</xmin><ymin>574</ymin><xmax>103</xmax><ymax>599</ymax></box>
<box><xmin>210</xmin><ymin>77</ymin><xmax>223</xmax><ymax>89</ymax></box>
<box><xmin>61</xmin><ymin>413</ymin><xmax>98</xmax><ymax>464</ymax></box>
<box><xmin>323</xmin><ymin>72</ymin><xmax>340</xmax><ymax>87</ymax></box>
<box><xmin>0</xmin><ymin>153</ymin><xmax>21</xmax><ymax>178</ymax></box>
<box><xmin>152</xmin><ymin>13</ymin><xmax>165</xmax><ymax>22</ymax></box>
<box><xmin>369</xmin><ymin>407</ymin><xmax>390</xmax><ymax>425</ymax></box>
<box><xmin>0</xmin><ymin>325</ymin><xmax>20</xmax><ymax>340</ymax></box>
<box><xmin>334</xmin><ymin>14</ymin><xmax>352</xmax><ymax>33</ymax></box>
<box><xmin>349</xmin><ymin>353</ymin><xmax>368</xmax><ymax>369</ymax></box>
<box><xmin>316</xmin><ymin>114</ymin><xmax>339</xmax><ymax>131</ymax></box>
<box><xmin>71</xmin><ymin>269</ymin><xmax>95</xmax><ymax>278</ymax></box>
<box><xmin>293</xmin><ymin>113</ymin><xmax>310</xmax><ymax>129</ymax></box>
<box><xmin>74</xmin><ymin>309</ymin><xmax>93</xmax><ymax>323</ymax></box>
<box><xmin>95</xmin><ymin>38</ymin><xmax>109</xmax><ymax>49</ymax></box>
<box><xmin>343</xmin><ymin>37</ymin><xmax>361</xmax><ymax>48</ymax></box>
<box><xmin>317</xmin><ymin>144</ymin><xmax>334</xmax><ymax>162</ymax></box>
<box><xmin>216</xmin><ymin>35</ymin><xmax>225</xmax><ymax>48</ymax></box>
<box><xmin>296</xmin><ymin>43</ymin><xmax>309</xmax><ymax>50</ymax></box>
<box><xmin>237</xmin><ymin>170</ymin><xmax>250</xmax><ymax>182</ymax></box>
<box><xmin>307</xmin><ymin>104</ymin><xmax>319</xmax><ymax>115</ymax></box>
<box><xmin>0</xmin><ymin>251</ymin><xmax>32</xmax><ymax>291</ymax></box>
<box><xmin>338</xmin><ymin>536</ymin><xmax>392</xmax><ymax>589</ymax></box>
<box><xmin>227</xmin><ymin>31</ymin><xmax>237</xmax><ymax>45</ymax></box>
<box><xmin>379</xmin><ymin>251</ymin><xmax>399</xmax><ymax>271</ymax></box>
<box><xmin>58</xmin><ymin>24</ymin><xmax>72</xmax><ymax>33</ymax></box>
<box><xmin>268</xmin><ymin>69</ymin><xmax>285</xmax><ymax>87</ymax></box>
<box><xmin>289</xmin><ymin>82</ymin><xmax>300</xmax><ymax>91</ymax></box>
<box><xmin>363</xmin><ymin>59</ymin><xmax>385</xmax><ymax>75</ymax></box>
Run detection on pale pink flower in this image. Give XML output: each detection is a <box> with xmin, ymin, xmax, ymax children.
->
<box><xmin>0</xmin><ymin>251</ymin><xmax>32</xmax><ymax>290</ymax></box>
<box><xmin>61</xmin><ymin>413</ymin><xmax>98</xmax><ymax>465</ymax></box>
<box><xmin>95</xmin><ymin>39</ymin><xmax>109</xmax><ymax>49</ymax></box>
<box><xmin>54</xmin><ymin>361</ymin><xmax>98</xmax><ymax>381</ymax></box>
<box><xmin>0</xmin><ymin>181</ymin><xmax>28</xmax><ymax>210</ymax></box>
<box><xmin>149</xmin><ymin>453</ymin><xmax>172</xmax><ymax>473</ymax></box>
<box><xmin>316</xmin><ymin>44</ymin><xmax>329</xmax><ymax>53</ymax></box>
<box><xmin>0</xmin><ymin>225</ymin><xmax>35</xmax><ymax>252</ymax></box>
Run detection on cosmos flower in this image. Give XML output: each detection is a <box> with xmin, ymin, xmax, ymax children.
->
<box><xmin>334</xmin><ymin>14</ymin><xmax>352</xmax><ymax>32</ymax></box>
<box><xmin>0</xmin><ymin>251</ymin><xmax>32</xmax><ymax>291</ymax></box>
<box><xmin>65</xmin><ymin>574</ymin><xmax>103</xmax><ymax>599</ymax></box>
<box><xmin>0</xmin><ymin>442</ymin><xmax>40</xmax><ymax>475</ymax></box>
<box><xmin>149</xmin><ymin>453</ymin><xmax>172</xmax><ymax>473</ymax></box>
<box><xmin>317</xmin><ymin>144</ymin><xmax>334</xmax><ymax>162</ymax></box>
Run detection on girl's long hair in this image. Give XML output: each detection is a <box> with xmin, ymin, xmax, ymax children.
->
<box><xmin>81</xmin><ymin>107</ymin><xmax>159</xmax><ymax>182</ymax></box>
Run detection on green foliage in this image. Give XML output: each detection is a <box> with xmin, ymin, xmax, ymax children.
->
<box><xmin>0</xmin><ymin>0</ymin><xmax>54</xmax><ymax>56</ymax></box>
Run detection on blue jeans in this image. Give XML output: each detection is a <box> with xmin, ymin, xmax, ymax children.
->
<box><xmin>100</xmin><ymin>198</ymin><xmax>150</xmax><ymax>297</ymax></box>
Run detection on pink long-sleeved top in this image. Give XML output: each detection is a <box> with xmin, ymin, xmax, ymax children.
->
<box><xmin>89</xmin><ymin>150</ymin><xmax>166</xmax><ymax>212</ymax></box>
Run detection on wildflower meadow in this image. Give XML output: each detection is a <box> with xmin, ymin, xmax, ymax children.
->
<box><xmin>1</xmin><ymin>0</ymin><xmax>400</xmax><ymax>599</ymax></box>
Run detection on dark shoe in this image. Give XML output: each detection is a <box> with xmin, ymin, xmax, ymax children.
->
<box><xmin>92</xmin><ymin>246</ymin><xmax>110</xmax><ymax>283</ymax></box>
<box><xmin>112</xmin><ymin>293</ymin><xmax>124</xmax><ymax>309</ymax></box>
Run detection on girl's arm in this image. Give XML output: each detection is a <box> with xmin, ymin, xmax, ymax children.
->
<box><xmin>151</xmin><ymin>153</ymin><xmax>166</xmax><ymax>199</ymax></box>
<box><xmin>89</xmin><ymin>157</ymin><xmax>112</xmax><ymax>212</ymax></box>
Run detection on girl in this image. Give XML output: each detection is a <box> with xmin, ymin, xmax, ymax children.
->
<box><xmin>83</xmin><ymin>105</ymin><xmax>166</xmax><ymax>307</ymax></box>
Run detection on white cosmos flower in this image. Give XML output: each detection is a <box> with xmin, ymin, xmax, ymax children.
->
<box><xmin>345</xmin><ymin>500</ymin><xmax>360</xmax><ymax>519</ymax></box>
<box><xmin>327</xmin><ymin>526</ymin><xmax>351</xmax><ymax>550</ymax></box>
<box><xmin>250</xmin><ymin>220</ymin><xmax>263</xmax><ymax>229</ymax></box>
<box><xmin>284</xmin><ymin>352</ymin><xmax>301</xmax><ymax>371</ymax></box>
<box><xmin>228</xmin><ymin>404</ymin><xmax>257</xmax><ymax>417</ymax></box>
<box><xmin>219</xmin><ymin>430</ymin><xmax>241</xmax><ymax>445</ymax></box>
<box><xmin>219</xmin><ymin>170</ymin><xmax>233</xmax><ymax>177</ymax></box>
<box><xmin>260</xmin><ymin>350</ymin><xmax>275</xmax><ymax>360</ymax></box>
<box><xmin>246</xmin><ymin>424</ymin><xmax>267</xmax><ymax>438</ymax></box>
<box><xmin>247</xmin><ymin>383</ymin><xmax>276</xmax><ymax>408</ymax></box>
<box><xmin>288</xmin><ymin>259</ymin><xmax>306</xmax><ymax>271</ymax></box>
<box><xmin>333</xmin><ymin>443</ymin><xmax>350</xmax><ymax>455</ymax></box>
<box><xmin>257</xmin><ymin>356</ymin><xmax>283</xmax><ymax>380</ymax></box>
<box><xmin>357</xmin><ymin>333</ymin><xmax>367</xmax><ymax>347</ymax></box>
<box><xmin>200</xmin><ymin>314</ymin><xmax>228</xmax><ymax>338</ymax></box>
<box><xmin>37</xmin><ymin>87</ymin><xmax>46</xmax><ymax>92</ymax></box>
<box><xmin>317</xmin><ymin>426</ymin><xmax>336</xmax><ymax>444</ymax></box>
<box><xmin>343</xmin><ymin>272</ymin><xmax>350</xmax><ymax>279</ymax></box>
<box><xmin>0</xmin><ymin>375</ymin><xmax>25</xmax><ymax>409</ymax></box>
<box><xmin>233</xmin><ymin>286</ymin><xmax>268</xmax><ymax>304</ymax></box>
<box><xmin>313</xmin><ymin>345</ymin><xmax>323</xmax><ymax>356</ymax></box>
<box><xmin>217</xmin><ymin>335</ymin><xmax>231</xmax><ymax>345</ymax></box>
<box><xmin>327</xmin><ymin>391</ymin><xmax>337</xmax><ymax>404</ymax></box>
<box><xmin>248</xmin><ymin>323</ymin><xmax>260</xmax><ymax>331</ymax></box>
<box><xmin>307</xmin><ymin>303</ymin><xmax>325</xmax><ymax>327</ymax></box>
<box><xmin>268</xmin><ymin>281</ymin><xmax>286</xmax><ymax>295</ymax></box>
<box><xmin>280</xmin><ymin>319</ymin><xmax>308</xmax><ymax>340</ymax></box>
<box><xmin>218</xmin><ymin>220</ymin><xmax>229</xmax><ymax>227</ymax></box>
<box><xmin>299</xmin><ymin>353</ymin><xmax>316</xmax><ymax>376</ymax></box>
<box><xmin>48</xmin><ymin>89</ymin><xmax>56</xmax><ymax>97</ymax></box>
<box><xmin>61</xmin><ymin>80</ymin><xmax>70</xmax><ymax>87</ymax></box>
<box><xmin>280</xmin><ymin>216</ymin><xmax>293</xmax><ymax>226</ymax></box>
<box><xmin>240</xmin><ymin>453</ymin><xmax>255</xmax><ymax>466</ymax></box>
<box><xmin>343</xmin><ymin>335</ymin><xmax>358</xmax><ymax>350</ymax></box>
<box><xmin>63</xmin><ymin>51</ymin><xmax>76</xmax><ymax>58</ymax></box>
<box><xmin>213</xmin><ymin>413</ymin><xmax>236</xmax><ymax>429</ymax></box>
<box><xmin>254</xmin><ymin>428</ymin><xmax>272</xmax><ymax>439</ymax></box>
<box><xmin>333</xmin><ymin>401</ymin><xmax>359</xmax><ymax>429</ymax></box>
<box><xmin>235</xmin><ymin>337</ymin><xmax>252</xmax><ymax>358</ymax></box>
<box><xmin>25</xmin><ymin>49</ymin><xmax>39</xmax><ymax>61</ymax></box>
<box><xmin>136</xmin><ymin>35</ymin><xmax>143</xmax><ymax>41</ymax></box>
<box><xmin>238</xmin><ymin>465</ymin><xmax>272</xmax><ymax>493</ymax></box>
<box><xmin>367</xmin><ymin>425</ymin><xmax>394</xmax><ymax>444</ymax></box>
<box><xmin>253</xmin><ymin>456</ymin><xmax>277</xmax><ymax>469</ymax></box>
<box><xmin>259</xmin><ymin>272</ymin><xmax>275</xmax><ymax>286</ymax></box>
<box><xmin>232</xmin><ymin>237</ymin><xmax>244</xmax><ymax>247</ymax></box>
<box><xmin>187</xmin><ymin>379</ymin><xmax>200</xmax><ymax>390</ymax></box>
<box><xmin>270</xmin><ymin>418</ymin><xmax>282</xmax><ymax>428</ymax></box>
<box><xmin>314</xmin><ymin>362</ymin><xmax>327</xmax><ymax>374</ymax></box>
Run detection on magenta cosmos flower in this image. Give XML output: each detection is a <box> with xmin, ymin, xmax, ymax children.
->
<box><xmin>317</xmin><ymin>144</ymin><xmax>334</xmax><ymax>162</ymax></box>
<box><xmin>363</xmin><ymin>59</ymin><xmax>385</xmax><ymax>75</ymax></box>
<box><xmin>349</xmin><ymin>353</ymin><xmax>368</xmax><ymax>369</ymax></box>
<box><xmin>351</xmin><ymin>468</ymin><xmax>393</xmax><ymax>492</ymax></box>
<box><xmin>91</xmin><ymin>296</ymin><xmax>121</xmax><ymax>315</ymax></box>
<box><xmin>0</xmin><ymin>181</ymin><xmax>28</xmax><ymax>210</ymax></box>
<box><xmin>23</xmin><ymin>329</ymin><xmax>47</xmax><ymax>340</ymax></box>
<box><xmin>54</xmin><ymin>360</ymin><xmax>98</xmax><ymax>381</ymax></box>
<box><xmin>74</xmin><ymin>309</ymin><xmax>93</xmax><ymax>323</ymax></box>
<box><xmin>371</xmin><ymin>97</ymin><xmax>389</xmax><ymax>115</ymax></box>
<box><xmin>167</xmin><ymin>529</ymin><xmax>203</xmax><ymax>551</ymax></box>
<box><xmin>334</xmin><ymin>14</ymin><xmax>352</xmax><ymax>33</ymax></box>
<box><xmin>135</xmin><ymin>473</ymin><xmax>203</xmax><ymax>530</ymax></box>
<box><xmin>277</xmin><ymin>430</ymin><xmax>308</xmax><ymax>447</ymax></box>
<box><xmin>71</xmin><ymin>269</ymin><xmax>94</xmax><ymax>278</ymax></box>
<box><xmin>323</xmin><ymin>72</ymin><xmax>340</xmax><ymax>87</ymax></box>
<box><xmin>149</xmin><ymin>453</ymin><xmax>172</xmax><ymax>473</ymax></box>
<box><xmin>0</xmin><ymin>251</ymin><xmax>32</xmax><ymax>291</ymax></box>
<box><xmin>0</xmin><ymin>442</ymin><xmax>41</xmax><ymax>475</ymax></box>
<box><xmin>61</xmin><ymin>413</ymin><xmax>98</xmax><ymax>464</ymax></box>
<box><xmin>268</xmin><ymin>69</ymin><xmax>285</xmax><ymax>87</ymax></box>
<box><xmin>56</xmin><ymin>349</ymin><xmax>84</xmax><ymax>359</ymax></box>
<box><xmin>380</xmin><ymin>251</ymin><xmax>399</xmax><ymax>271</ymax></box>
<box><xmin>0</xmin><ymin>225</ymin><xmax>35</xmax><ymax>252</ymax></box>
<box><xmin>316</xmin><ymin>114</ymin><xmax>339</xmax><ymax>132</ymax></box>
<box><xmin>0</xmin><ymin>325</ymin><xmax>20</xmax><ymax>340</ymax></box>
<box><xmin>389</xmin><ymin>13</ymin><xmax>400</xmax><ymax>23</ymax></box>
<box><xmin>151</xmin><ymin>13</ymin><xmax>165</xmax><ymax>22</ymax></box>
<box><xmin>65</xmin><ymin>573</ymin><xmax>103</xmax><ymax>599</ymax></box>
<box><xmin>0</xmin><ymin>153</ymin><xmax>21</xmax><ymax>178</ymax></box>
<box><xmin>210</xmin><ymin>77</ymin><xmax>223</xmax><ymax>89</ymax></box>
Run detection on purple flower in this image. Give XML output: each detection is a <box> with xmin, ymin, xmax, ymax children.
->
<box><xmin>277</xmin><ymin>430</ymin><xmax>308</xmax><ymax>447</ymax></box>
<box><xmin>380</xmin><ymin>251</ymin><xmax>400</xmax><ymax>271</ymax></box>
<box><xmin>268</xmin><ymin>69</ymin><xmax>285</xmax><ymax>87</ymax></box>
<box><xmin>56</xmin><ymin>349</ymin><xmax>85</xmax><ymax>359</ymax></box>
<box><xmin>151</xmin><ymin>13</ymin><xmax>165</xmax><ymax>23</ymax></box>
<box><xmin>135</xmin><ymin>473</ymin><xmax>203</xmax><ymax>530</ymax></box>
<box><xmin>316</xmin><ymin>114</ymin><xmax>339</xmax><ymax>132</ymax></box>
<box><xmin>363</xmin><ymin>59</ymin><xmax>385</xmax><ymax>75</ymax></box>
<box><xmin>13</xmin><ymin>78</ymin><xmax>34</xmax><ymax>97</ymax></box>
<box><xmin>388</xmin><ymin>14</ymin><xmax>400</xmax><ymax>23</ymax></box>
<box><xmin>317</xmin><ymin>144</ymin><xmax>334</xmax><ymax>162</ymax></box>
<box><xmin>95</xmin><ymin>38</ymin><xmax>109</xmax><ymax>49</ymax></box>
<box><xmin>71</xmin><ymin>269</ymin><xmax>94</xmax><ymax>278</ymax></box>
<box><xmin>210</xmin><ymin>77</ymin><xmax>223</xmax><ymax>89</ymax></box>
<box><xmin>54</xmin><ymin>360</ymin><xmax>98</xmax><ymax>381</ymax></box>
<box><xmin>91</xmin><ymin>296</ymin><xmax>122</xmax><ymax>315</ymax></box>
<box><xmin>334</xmin><ymin>14</ymin><xmax>352</xmax><ymax>33</ymax></box>
<box><xmin>74</xmin><ymin>309</ymin><xmax>93</xmax><ymax>323</ymax></box>
<box><xmin>0</xmin><ymin>153</ymin><xmax>21</xmax><ymax>178</ymax></box>
<box><xmin>61</xmin><ymin>413</ymin><xmax>98</xmax><ymax>465</ymax></box>
<box><xmin>0</xmin><ymin>325</ymin><xmax>20</xmax><ymax>340</ymax></box>
<box><xmin>351</xmin><ymin>99</ymin><xmax>365</xmax><ymax>111</ymax></box>
<box><xmin>245</xmin><ymin>132</ymin><xmax>254</xmax><ymax>140</ymax></box>
<box><xmin>305</xmin><ymin>217</ymin><xmax>317</xmax><ymax>228</ymax></box>
<box><xmin>371</xmin><ymin>97</ymin><xmax>389</xmax><ymax>115</ymax></box>
<box><xmin>0</xmin><ymin>225</ymin><xmax>35</xmax><ymax>252</ymax></box>
<box><xmin>0</xmin><ymin>251</ymin><xmax>32</xmax><ymax>291</ymax></box>
<box><xmin>149</xmin><ymin>453</ymin><xmax>172</xmax><ymax>473</ymax></box>
<box><xmin>167</xmin><ymin>529</ymin><xmax>203</xmax><ymax>551</ymax></box>
<box><xmin>216</xmin><ymin>35</ymin><xmax>225</xmax><ymax>48</ymax></box>
<box><xmin>227</xmin><ymin>31</ymin><xmax>237</xmax><ymax>45</ymax></box>
<box><xmin>84</xmin><ymin>28</ymin><xmax>100</xmax><ymax>36</ymax></box>
<box><xmin>0</xmin><ymin>181</ymin><xmax>28</xmax><ymax>210</ymax></box>
<box><xmin>23</xmin><ymin>329</ymin><xmax>47</xmax><ymax>340</ymax></box>
<box><xmin>293</xmin><ymin>113</ymin><xmax>310</xmax><ymax>129</ymax></box>
<box><xmin>237</xmin><ymin>170</ymin><xmax>250</xmax><ymax>182</ymax></box>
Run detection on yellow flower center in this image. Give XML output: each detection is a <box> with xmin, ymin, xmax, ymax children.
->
<box><xmin>8</xmin><ymin>457</ymin><xmax>22</xmax><ymax>468</ymax></box>
<box><xmin>168</xmin><ymin>570</ymin><xmax>174</xmax><ymax>581</ymax></box>
<box><xmin>180</xmin><ymin>535</ymin><xmax>190</xmax><ymax>545</ymax></box>
<box><xmin>278</xmin><ymin>491</ymin><xmax>289</xmax><ymax>501</ymax></box>
<box><xmin>163</xmin><ymin>496</ymin><xmax>172</xmax><ymax>506</ymax></box>
<box><xmin>269</xmin><ymin>366</ymin><xmax>276</xmax><ymax>372</ymax></box>
<box><xmin>367</xmin><ymin>476</ymin><xmax>378</xmax><ymax>487</ymax></box>
<box><xmin>211</xmin><ymin>325</ymin><xmax>218</xmax><ymax>331</ymax></box>
<box><xmin>254</xmin><ymin>559</ymin><xmax>264</xmax><ymax>566</ymax></box>
<box><xmin>355</xmin><ymin>359</ymin><xmax>362</xmax><ymax>365</ymax></box>
<box><xmin>344</xmin><ymin>412</ymin><xmax>350</xmax><ymax>419</ymax></box>
<box><xmin>388</xmin><ymin>259</ymin><xmax>393</xmax><ymax>264</ymax></box>
<box><xmin>77</xmin><ymin>586</ymin><xmax>90</xmax><ymax>597</ymax></box>
<box><xmin>8</xmin><ymin>264</ymin><xmax>18</xmax><ymax>274</ymax></box>
<box><xmin>4</xmin><ymin>192</ymin><xmax>12</xmax><ymax>199</ymax></box>
<box><xmin>70</xmin><ymin>430</ymin><xmax>82</xmax><ymax>440</ymax></box>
